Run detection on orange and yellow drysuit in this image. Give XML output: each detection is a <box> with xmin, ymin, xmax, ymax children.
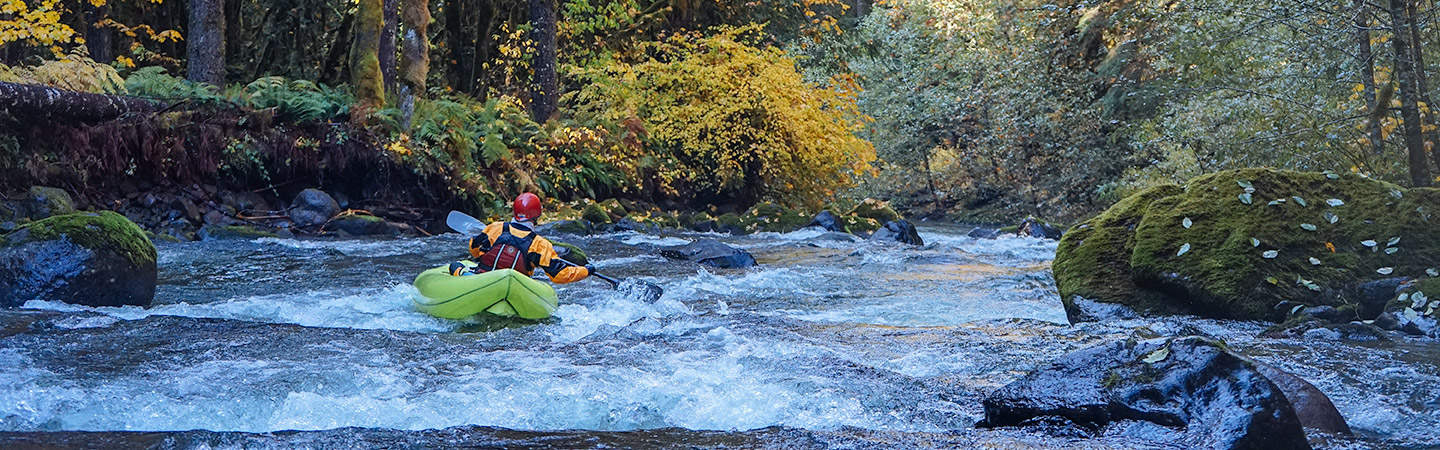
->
<box><xmin>457</xmin><ymin>221</ymin><xmax>590</xmax><ymax>284</ymax></box>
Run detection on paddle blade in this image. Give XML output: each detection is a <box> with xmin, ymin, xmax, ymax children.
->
<box><xmin>446</xmin><ymin>210</ymin><xmax>488</xmax><ymax>236</ymax></box>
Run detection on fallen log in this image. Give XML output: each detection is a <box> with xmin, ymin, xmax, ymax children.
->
<box><xmin>0</xmin><ymin>81</ymin><xmax>164</xmax><ymax>123</ymax></box>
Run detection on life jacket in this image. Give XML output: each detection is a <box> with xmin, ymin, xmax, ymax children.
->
<box><xmin>477</xmin><ymin>222</ymin><xmax>536</xmax><ymax>273</ymax></box>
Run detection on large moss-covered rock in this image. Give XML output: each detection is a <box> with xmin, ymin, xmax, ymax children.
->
<box><xmin>1056</xmin><ymin>169</ymin><xmax>1440</xmax><ymax>322</ymax></box>
<box><xmin>849</xmin><ymin>198</ymin><xmax>901</xmax><ymax>223</ymax></box>
<box><xmin>1055</xmin><ymin>184</ymin><xmax>1185</xmax><ymax>321</ymax></box>
<box><xmin>0</xmin><ymin>211</ymin><xmax>157</xmax><ymax>307</ymax></box>
<box><xmin>551</xmin><ymin>241</ymin><xmax>588</xmax><ymax>266</ymax></box>
<box><xmin>24</xmin><ymin>186</ymin><xmax>76</xmax><ymax>218</ymax></box>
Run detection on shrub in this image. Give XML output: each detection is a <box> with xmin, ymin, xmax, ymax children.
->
<box><xmin>569</xmin><ymin>27</ymin><xmax>875</xmax><ymax>209</ymax></box>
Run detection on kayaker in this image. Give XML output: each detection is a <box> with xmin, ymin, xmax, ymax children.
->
<box><xmin>449</xmin><ymin>193</ymin><xmax>593</xmax><ymax>284</ymax></box>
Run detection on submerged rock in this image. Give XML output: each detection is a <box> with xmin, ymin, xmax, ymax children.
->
<box><xmin>1054</xmin><ymin>169</ymin><xmax>1440</xmax><ymax>322</ymax></box>
<box><xmin>967</xmin><ymin>227</ymin><xmax>1006</xmax><ymax>240</ymax></box>
<box><xmin>869</xmin><ymin>220</ymin><xmax>924</xmax><ymax>246</ymax></box>
<box><xmin>0</xmin><ymin>211</ymin><xmax>157</xmax><ymax>308</ymax></box>
<box><xmin>659</xmin><ymin>239</ymin><xmax>756</xmax><ymax>268</ymax></box>
<box><xmin>288</xmin><ymin>189</ymin><xmax>341</xmax><ymax>228</ymax></box>
<box><xmin>980</xmin><ymin>337</ymin><xmax>1312</xmax><ymax>449</ymax></box>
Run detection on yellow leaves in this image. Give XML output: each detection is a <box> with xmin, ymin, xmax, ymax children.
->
<box><xmin>115</xmin><ymin>55</ymin><xmax>135</xmax><ymax>68</ymax></box>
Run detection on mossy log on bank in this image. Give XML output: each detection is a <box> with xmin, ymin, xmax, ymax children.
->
<box><xmin>0</xmin><ymin>81</ymin><xmax>162</xmax><ymax>123</ymax></box>
<box><xmin>1056</xmin><ymin>168</ymin><xmax>1440</xmax><ymax>322</ymax></box>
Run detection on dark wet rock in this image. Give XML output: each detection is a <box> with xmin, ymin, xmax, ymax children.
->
<box><xmin>22</xmin><ymin>186</ymin><xmax>75</xmax><ymax>219</ymax></box>
<box><xmin>1374</xmin><ymin>311</ymin><xmax>1402</xmax><ymax>331</ymax></box>
<box><xmin>177</xmin><ymin>198</ymin><xmax>202</xmax><ymax>224</ymax></box>
<box><xmin>659</xmin><ymin>239</ymin><xmax>756</xmax><ymax>269</ymax></box>
<box><xmin>220</xmin><ymin>190</ymin><xmax>273</xmax><ymax>213</ymax></box>
<box><xmin>1055</xmin><ymin>168</ymin><xmax>1440</xmax><ymax>322</ymax></box>
<box><xmin>540</xmin><ymin>220</ymin><xmax>591</xmax><ymax>235</ymax></box>
<box><xmin>1066</xmin><ymin>297</ymin><xmax>1140</xmax><ymax>322</ymax></box>
<box><xmin>1299</xmin><ymin>305</ymin><xmax>1347</xmax><ymax>323</ymax></box>
<box><xmin>198</xmin><ymin>225</ymin><xmax>278</xmax><ymax>240</ymax></box>
<box><xmin>327</xmin><ymin>213</ymin><xmax>395</xmax><ymax>236</ymax></box>
<box><xmin>980</xmin><ymin>337</ymin><xmax>1310</xmax><ymax>449</ymax></box>
<box><xmin>1018</xmin><ymin>217</ymin><xmax>1063</xmax><ymax>240</ymax></box>
<box><xmin>869</xmin><ymin>220</ymin><xmax>923</xmax><ymax>246</ymax></box>
<box><xmin>202</xmin><ymin>210</ymin><xmax>238</xmax><ymax>226</ymax></box>
<box><xmin>0</xmin><ymin>221</ymin><xmax>16</xmax><ymax>232</ymax></box>
<box><xmin>690</xmin><ymin>220</ymin><xmax>717</xmax><ymax>233</ymax></box>
<box><xmin>808</xmin><ymin>210</ymin><xmax>841</xmax><ymax>232</ymax></box>
<box><xmin>0</xmin><ymin>211</ymin><xmax>157</xmax><ymax>308</ymax></box>
<box><xmin>1252</xmin><ymin>362</ymin><xmax>1351</xmax><ymax>435</ymax></box>
<box><xmin>609</xmin><ymin>217</ymin><xmax>654</xmax><ymax>233</ymax></box>
<box><xmin>967</xmin><ymin>227</ymin><xmax>1006</xmax><ymax>240</ymax></box>
<box><xmin>288</xmin><ymin>189</ymin><xmax>341</xmax><ymax>228</ymax></box>
<box><xmin>1357</xmin><ymin>277</ymin><xmax>1411</xmax><ymax>319</ymax></box>
<box><xmin>552</xmin><ymin>241</ymin><xmax>588</xmax><ymax>266</ymax></box>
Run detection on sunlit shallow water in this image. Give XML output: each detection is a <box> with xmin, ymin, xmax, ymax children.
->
<box><xmin>1</xmin><ymin>226</ymin><xmax>1435</xmax><ymax>448</ymax></box>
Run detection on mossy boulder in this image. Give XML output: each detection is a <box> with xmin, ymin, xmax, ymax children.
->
<box><xmin>849</xmin><ymin>198</ymin><xmax>901</xmax><ymax>223</ymax></box>
<box><xmin>581</xmin><ymin>204</ymin><xmax>612</xmax><ymax>225</ymax></box>
<box><xmin>24</xmin><ymin>186</ymin><xmax>75</xmax><ymax>219</ymax></box>
<box><xmin>839</xmin><ymin>215</ymin><xmax>882</xmax><ymax>235</ymax></box>
<box><xmin>715</xmin><ymin>213</ymin><xmax>755</xmax><ymax>235</ymax></box>
<box><xmin>1055</xmin><ymin>168</ymin><xmax>1440</xmax><ymax>323</ymax></box>
<box><xmin>1381</xmin><ymin>278</ymin><xmax>1440</xmax><ymax>337</ymax></box>
<box><xmin>1055</xmin><ymin>184</ymin><xmax>1185</xmax><ymax>320</ymax></box>
<box><xmin>327</xmin><ymin>213</ymin><xmax>396</xmax><ymax>236</ymax></box>
<box><xmin>745</xmin><ymin>202</ymin><xmax>812</xmax><ymax>233</ymax></box>
<box><xmin>598</xmin><ymin>198</ymin><xmax>628</xmax><ymax>220</ymax></box>
<box><xmin>551</xmin><ymin>241</ymin><xmax>589</xmax><ymax>266</ymax></box>
<box><xmin>0</xmin><ymin>211</ymin><xmax>157</xmax><ymax>307</ymax></box>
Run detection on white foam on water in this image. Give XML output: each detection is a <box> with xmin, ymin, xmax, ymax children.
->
<box><xmin>251</xmin><ymin>237</ymin><xmax>426</xmax><ymax>257</ymax></box>
<box><xmin>23</xmin><ymin>284</ymin><xmax>457</xmax><ymax>333</ymax></box>
<box><xmin>920</xmin><ymin>232</ymin><xmax>1058</xmax><ymax>263</ymax></box>
<box><xmin>592</xmin><ymin>254</ymin><xmax>665</xmax><ymax>269</ymax></box>
<box><xmin>51</xmin><ymin>315</ymin><xmax>121</xmax><ymax>329</ymax></box>
<box><xmin>611</xmin><ymin>232</ymin><xmax>692</xmax><ymax>247</ymax></box>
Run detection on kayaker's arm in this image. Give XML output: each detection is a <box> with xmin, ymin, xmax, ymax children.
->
<box><xmin>529</xmin><ymin>238</ymin><xmax>591</xmax><ymax>284</ymax></box>
<box><xmin>467</xmin><ymin>222</ymin><xmax>503</xmax><ymax>258</ymax></box>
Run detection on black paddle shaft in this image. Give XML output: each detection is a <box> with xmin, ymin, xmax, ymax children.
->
<box><xmin>556</xmin><ymin>257</ymin><xmax>620</xmax><ymax>288</ymax></box>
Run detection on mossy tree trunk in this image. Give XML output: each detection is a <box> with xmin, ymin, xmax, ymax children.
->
<box><xmin>1407</xmin><ymin>0</ymin><xmax>1440</xmax><ymax>172</ymax></box>
<box><xmin>1388</xmin><ymin>0</ymin><xmax>1431</xmax><ymax>186</ymax></box>
<box><xmin>187</xmin><ymin>0</ymin><xmax>226</xmax><ymax>86</ymax></box>
<box><xmin>380</xmin><ymin>0</ymin><xmax>399</xmax><ymax>94</ymax></box>
<box><xmin>528</xmin><ymin>0</ymin><xmax>558</xmax><ymax>122</ymax></box>
<box><xmin>0</xmin><ymin>81</ymin><xmax>161</xmax><ymax>123</ymax></box>
<box><xmin>398</xmin><ymin>0</ymin><xmax>431</xmax><ymax>129</ymax></box>
<box><xmin>351</xmin><ymin>0</ymin><xmax>386</xmax><ymax>109</ymax></box>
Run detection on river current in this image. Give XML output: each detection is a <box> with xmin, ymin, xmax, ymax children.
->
<box><xmin>0</xmin><ymin>226</ymin><xmax>1435</xmax><ymax>448</ymax></box>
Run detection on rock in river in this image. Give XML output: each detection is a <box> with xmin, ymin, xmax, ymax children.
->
<box><xmin>659</xmin><ymin>239</ymin><xmax>756</xmax><ymax>269</ymax></box>
<box><xmin>1054</xmin><ymin>168</ymin><xmax>1440</xmax><ymax>322</ymax></box>
<box><xmin>0</xmin><ymin>211</ymin><xmax>157</xmax><ymax>308</ymax></box>
<box><xmin>288</xmin><ymin>189</ymin><xmax>341</xmax><ymax>228</ymax></box>
<box><xmin>980</xmin><ymin>336</ymin><xmax>1314</xmax><ymax>449</ymax></box>
<box><xmin>869</xmin><ymin>220</ymin><xmax>924</xmax><ymax>246</ymax></box>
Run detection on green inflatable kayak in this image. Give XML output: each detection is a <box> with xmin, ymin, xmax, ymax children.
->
<box><xmin>412</xmin><ymin>261</ymin><xmax>559</xmax><ymax>320</ymax></box>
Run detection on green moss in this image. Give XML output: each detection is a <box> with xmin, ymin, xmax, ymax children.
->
<box><xmin>840</xmin><ymin>215</ymin><xmax>881</xmax><ymax>234</ymax></box>
<box><xmin>551</xmin><ymin>241</ymin><xmax>588</xmax><ymax>266</ymax></box>
<box><xmin>1053</xmin><ymin>184</ymin><xmax>1185</xmax><ymax>320</ymax></box>
<box><xmin>645</xmin><ymin>212</ymin><xmax>681</xmax><ymax>229</ymax></box>
<box><xmin>1061</xmin><ymin>168</ymin><xmax>1440</xmax><ymax>322</ymax></box>
<box><xmin>598</xmin><ymin>198</ymin><xmax>628</xmax><ymax>218</ymax></box>
<box><xmin>716</xmin><ymin>213</ymin><xmax>756</xmax><ymax>233</ymax></box>
<box><xmin>849</xmin><ymin>198</ymin><xmax>901</xmax><ymax>223</ymax></box>
<box><xmin>144</xmin><ymin>231</ymin><xmax>183</xmax><ymax>243</ymax></box>
<box><xmin>27</xmin><ymin>186</ymin><xmax>75</xmax><ymax>217</ymax></box>
<box><xmin>581</xmin><ymin>204</ymin><xmax>611</xmax><ymax>224</ymax></box>
<box><xmin>335</xmin><ymin>212</ymin><xmax>384</xmax><ymax>223</ymax></box>
<box><xmin>5</xmin><ymin>211</ymin><xmax>156</xmax><ymax>268</ymax></box>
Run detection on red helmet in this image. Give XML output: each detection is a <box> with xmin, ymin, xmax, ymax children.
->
<box><xmin>513</xmin><ymin>193</ymin><xmax>542</xmax><ymax>221</ymax></box>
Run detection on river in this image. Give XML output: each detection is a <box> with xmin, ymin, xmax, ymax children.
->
<box><xmin>1</xmin><ymin>226</ymin><xmax>1436</xmax><ymax>448</ymax></box>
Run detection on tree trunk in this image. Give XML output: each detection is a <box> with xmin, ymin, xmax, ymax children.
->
<box><xmin>0</xmin><ymin>81</ymin><xmax>162</xmax><ymax>123</ymax></box>
<box><xmin>528</xmin><ymin>0</ymin><xmax>559</xmax><ymax>122</ymax></box>
<box><xmin>1389</xmin><ymin>0</ymin><xmax>1432</xmax><ymax>186</ymax></box>
<box><xmin>187</xmin><ymin>0</ymin><xmax>227</xmax><ymax>86</ymax></box>
<box><xmin>84</xmin><ymin>3</ymin><xmax>113</xmax><ymax>62</ymax></box>
<box><xmin>224</xmin><ymin>0</ymin><xmax>242</xmax><ymax>73</ymax></box>
<box><xmin>1409</xmin><ymin>0</ymin><xmax>1440</xmax><ymax>172</ymax></box>
<box><xmin>351</xmin><ymin>0</ymin><xmax>386</xmax><ymax>108</ymax></box>
<box><xmin>398</xmin><ymin>0</ymin><xmax>431</xmax><ymax>129</ymax></box>
<box><xmin>380</xmin><ymin>0</ymin><xmax>399</xmax><ymax>95</ymax></box>
<box><xmin>1355</xmin><ymin>0</ymin><xmax>1384</xmax><ymax>158</ymax></box>
<box><xmin>321</xmin><ymin>12</ymin><xmax>355</xmax><ymax>86</ymax></box>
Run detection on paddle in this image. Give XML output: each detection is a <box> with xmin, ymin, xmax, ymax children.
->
<box><xmin>445</xmin><ymin>211</ymin><xmax>664</xmax><ymax>301</ymax></box>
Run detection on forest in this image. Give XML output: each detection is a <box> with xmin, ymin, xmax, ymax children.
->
<box><xmin>2</xmin><ymin>0</ymin><xmax>1439</xmax><ymax>222</ymax></box>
